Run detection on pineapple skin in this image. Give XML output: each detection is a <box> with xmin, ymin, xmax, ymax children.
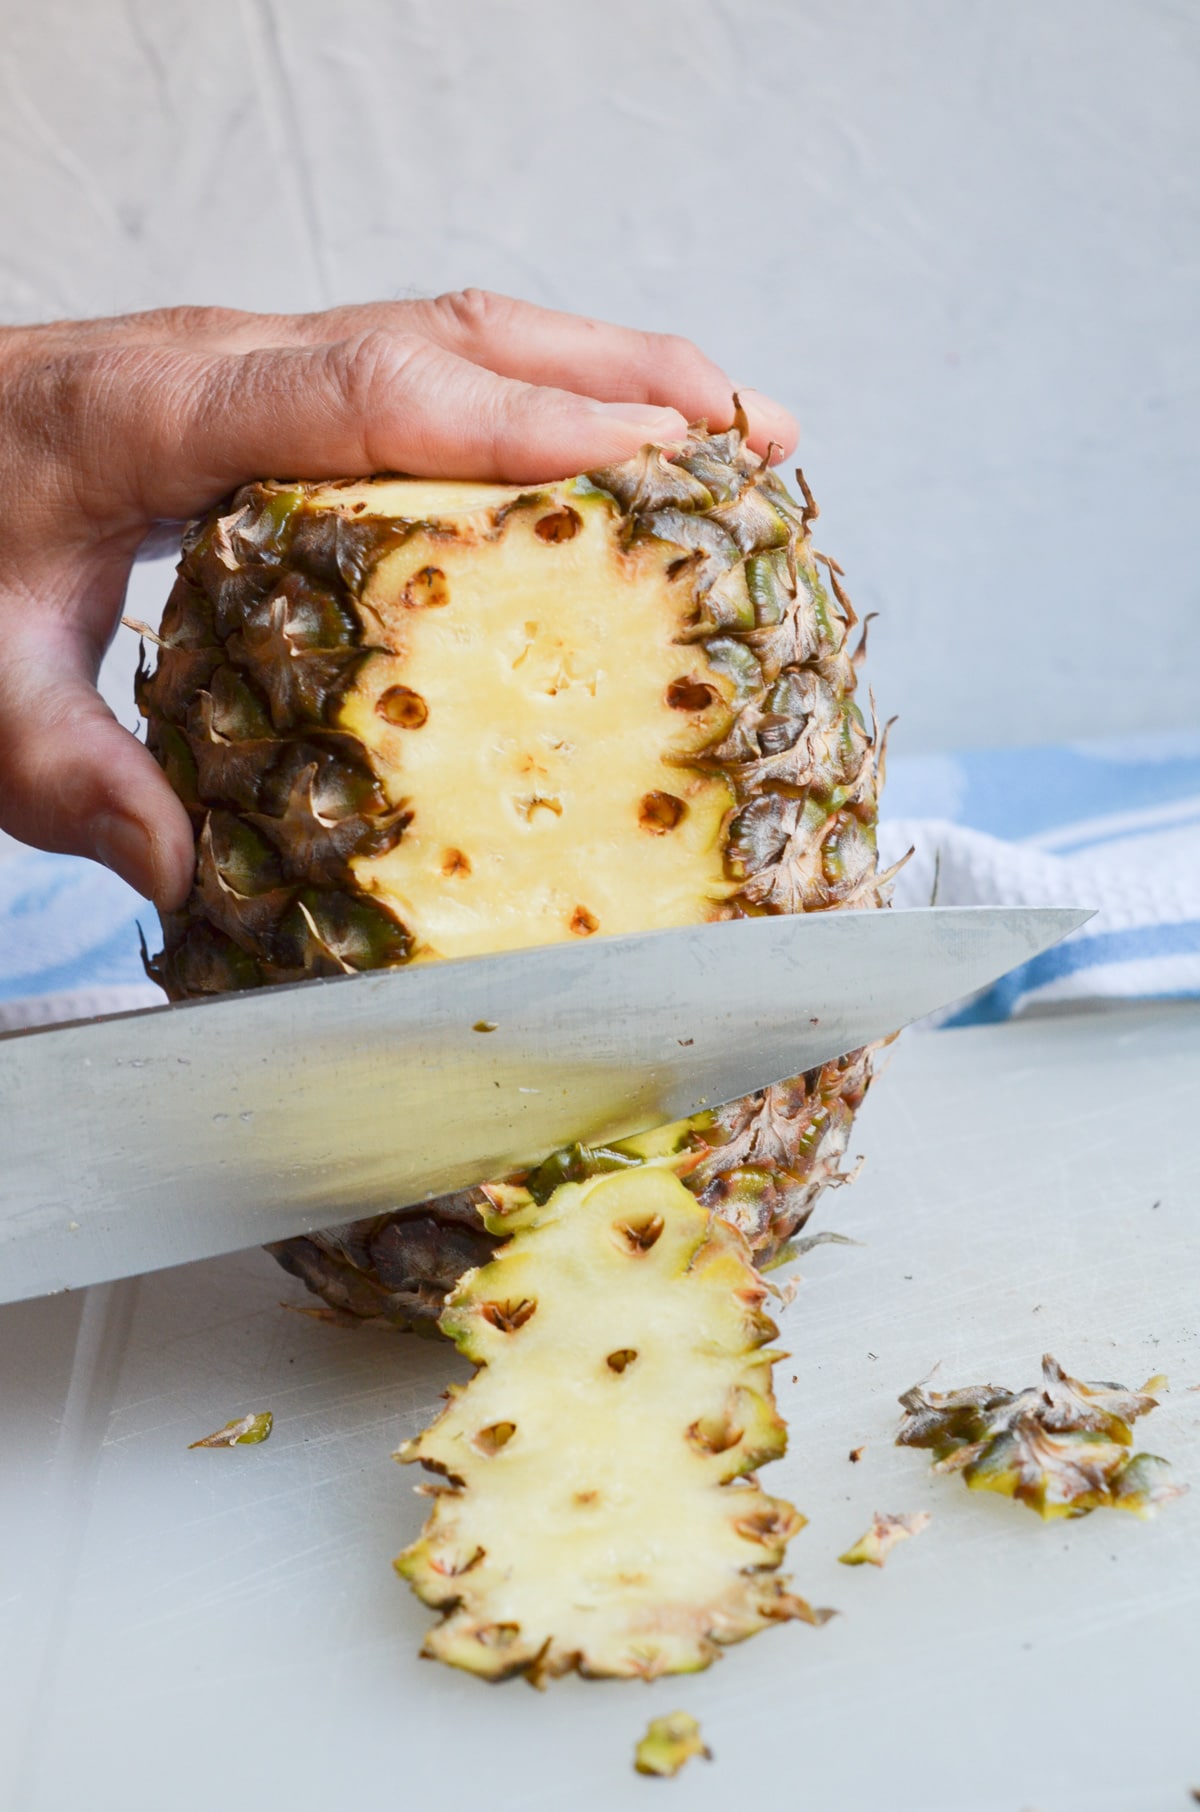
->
<box><xmin>138</xmin><ymin>407</ymin><xmax>891</xmax><ymax>1327</ymax></box>
<box><xmin>395</xmin><ymin>1166</ymin><xmax>830</xmax><ymax>1683</ymax></box>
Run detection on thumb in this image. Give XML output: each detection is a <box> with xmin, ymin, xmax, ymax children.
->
<box><xmin>0</xmin><ymin>619</ymin><xmax>194</xmax><ymax>909</ymax></box>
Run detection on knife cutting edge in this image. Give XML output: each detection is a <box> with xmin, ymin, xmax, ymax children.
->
<box><xmin>0</xmin><ymin>904</ymin><xmax>1092</xmax><ymax>1303</ymax></box>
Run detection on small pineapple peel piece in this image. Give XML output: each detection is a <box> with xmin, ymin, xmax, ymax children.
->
<box><xmin>395</xmin><ymin>1167</ymin><xmax>829</xmax><ymax>1683</ymax></box>
<box><xmin>634</xmin><ymin>1711</ymin><xmax>711</xmax><ymax>1777</ymax></box>
<box><xmin>897</xmin><ymin>1354</ymin><xmax>1187</xmax><ymax>1520</ymax></box>
<box><xmin>189</xmin><ymin>1410</ymin><xmax>273</xmax><ymax>1448</ymax></box>
<box><xmin>838</xmin><ymin>1510</ymin><xmax>931</xmax><ymax>1567</ymax></box>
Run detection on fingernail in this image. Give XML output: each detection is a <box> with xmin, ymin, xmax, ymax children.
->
<box><xmin>587</xmin><ymin>401</ymin><xmax>685</xmax><ymax>432</ymax></box>
<box><xmin>93</xmin><ymin>811</ymin><xmax>154</xmax><ymax>898</ymax></box>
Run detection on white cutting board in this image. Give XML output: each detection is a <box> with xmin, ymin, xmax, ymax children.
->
<box><xmin>2</xmin><ymin>1004</ymin><xmax>1198</xmax><ymax>1812</ymax></box>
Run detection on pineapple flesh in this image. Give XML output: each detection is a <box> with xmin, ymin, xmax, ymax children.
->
<box><xmin>396</xmin><ymin>1165</ymin><xmax>827</xmax><ymax>1683</ymax></box>
<box><xmin>137</xmin><ymin>406</ymin><xmax>891</xmax><ymax>1329</ymax></box>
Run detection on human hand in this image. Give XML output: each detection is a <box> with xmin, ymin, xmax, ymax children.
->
<box><xmin>0</xmin><ymin>291</ymin><xmax>798</xmax><ymax>909</ymax></box>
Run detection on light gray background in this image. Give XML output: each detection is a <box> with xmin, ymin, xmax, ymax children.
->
<box><xmin>0</xmin><ymin>0</ymin><xmax>1195</xmax><ymax>757</ymax></box>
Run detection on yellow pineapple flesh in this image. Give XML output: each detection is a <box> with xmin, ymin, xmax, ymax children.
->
<box><xmin>328</xmin><ymin>478</ymin><xmax>740</xmax><ymax>957</ymax></box>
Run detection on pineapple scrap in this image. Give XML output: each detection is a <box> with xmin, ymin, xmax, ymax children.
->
<box><xmin>839</xmin><ymin>1510</ymin><xmax>930</xmax><ymax>1567</ymax></box>
<box><xmin>189</xmin><ymin>1410</ymin><xmax>273</xmax><ymax>1448</ymax></box>
<box><xmin>396</xmin><ymin>1167</ymin><xmax>832</xmax><ymax>1683</ymax></box>
<box><xmin>634</xmin><ymin>1711</ymin><xmax>711</xmax><ymax>1777</ymax></box>
<box><xmin>897</xmin><ymin>1354</ymin><xmax>1186</xmax><ymax>1520</ymax></box>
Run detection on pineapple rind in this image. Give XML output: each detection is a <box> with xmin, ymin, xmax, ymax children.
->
<box><xmin>634</xmin><ymin>1711</ymin><xmax>710</xmax><ymax>1777</ymax></box>
<box><xmin>897</xmin><ymin>1354</ymin><xmax>1188</xmax><ymax>1520</ymax></box>
<box><xmin>396</xmin><ymin>1167</ymin><xmax>821</xmax><ymax>1682</ymax></box>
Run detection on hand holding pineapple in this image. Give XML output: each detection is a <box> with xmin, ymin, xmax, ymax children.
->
<box><xmin>0</xmin><ymin>290</ymin><xmax>795</xmax><ymax>907</ymax></box>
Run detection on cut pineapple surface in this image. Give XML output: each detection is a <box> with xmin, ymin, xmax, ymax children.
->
<box><xmin>335</xmin><ymin>484</ymin><xmax>737</xmax><ymax>958</ymax></box>
<box><xmin>396</xmin><ymin>1167</ymin><xmax>827</xmax><ymax>1683</ymax></box>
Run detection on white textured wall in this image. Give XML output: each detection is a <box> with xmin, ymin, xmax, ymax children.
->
<box><xmin>2</xmin><ymin>0</ymin><xmax>1196</xmax><ymax>756</ymax></box>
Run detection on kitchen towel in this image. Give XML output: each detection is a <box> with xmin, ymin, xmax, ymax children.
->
<box><xmin>2</xmin><ymin>729</ymin><xmax>1198</xmax><ymax>1032</ymax></box>
<box><xmin>0</xmin><ymin>836</ymin><xmax>161</xmax><ymax>1031</ymax></box>
<box><xmin>879</xmin><ymin>730</ymin><xmax>1200</xmax><ymax>1023</ymax></box>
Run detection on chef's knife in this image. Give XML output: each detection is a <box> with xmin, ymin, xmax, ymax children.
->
<box><xmin>0</xmin><ymin>904</ymin><xmax>1090</xmax><ymax>1303</ymax></box>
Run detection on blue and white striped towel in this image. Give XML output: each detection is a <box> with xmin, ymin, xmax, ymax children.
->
<box><xmin>879</xmin><ymin>731</ymin><xmax>1200</xmax><ymax>1023</ymax></box>
<box><xmin>1</xmin><ymin>729</ymin><xmax>1198</xmax><ymax>1032</ymax></box>
<box><xmin>0</xmin><ymin>840</ymin><xmax>161</xmax><ymax>1031</ymax></box>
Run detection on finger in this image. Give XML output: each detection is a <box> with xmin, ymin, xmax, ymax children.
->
<box><xmin>286</xmin><ymin>294</ymin><xmax>799</xmax><ymax>461</ymax></box>
<box><xmin>100</xmin><ymin>332</ymin><xmax>693</xmax><ymax>515</ymax></box>
<box><xmin>328</xmin><ymin>292</ymin><xmax>741</xmax><ymax>419</ymax></box>
<box><xmin>402</xmin><ymin>293</ymin><xmax>799</xmax><ymax>460</ymax></box>
<box><xmin>64</xmin><ymin>295</ymin><xmax>799</xmax><ymax>461</ymax></box>
<box><xmin>0</xmin><ymin>617</ymin><xmax>194</xmax><ymax>908</ymax></box>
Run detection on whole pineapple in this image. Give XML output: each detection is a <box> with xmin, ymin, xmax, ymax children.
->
<box><xmin>137</xmin><ymin>402</ymin><xmax>892</xmax><ymax>1330</ymax></box>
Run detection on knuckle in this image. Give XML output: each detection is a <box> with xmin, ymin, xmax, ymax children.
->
<box><xmin>651</xmin><ymin>330</ymin><xmax>704</xmax><ymax>374</ymax></box>
<box><xmin>332</xmin><ymin>328</ymin><xmax>429</xmax><ymax>399</ymax></box>
<box><xmin>34</xmin><ymin>348</ymin><xmax>128</xmax><ymax>449</ymax></box>
<box><xmin>137</xmin><ymin>303</ymin><xmax>257</xmax><ymax>342</ymax></box>
<box><xmin>432</xmin><ymin>286</ymin><xmax>510</xmax><ymax>343</ymax></box>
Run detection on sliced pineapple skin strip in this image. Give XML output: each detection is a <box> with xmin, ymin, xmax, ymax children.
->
<box><xmin>395</xmin><ymin>1167</ymin><xmax>828</xmax><ymax>1684</ymax></box>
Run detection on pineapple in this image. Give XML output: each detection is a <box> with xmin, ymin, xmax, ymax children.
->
<box><xmin>897</xmin><ymin>1356</ymin><xmax>1186</xmax><ymax>1520</ymax></box>
<box><xmin>137</xmin><ymin>402</ymin><xmax>892</xmax><ymax>1328</ymax></box>
<box><xmin>395</xmin><ymin>1165</ymin><xmax>830</xmax><ymax>1682</ymax></box>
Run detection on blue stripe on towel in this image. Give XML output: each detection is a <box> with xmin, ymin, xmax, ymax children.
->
<box><xmin>886</xmin><ymin>738</ymin><xmax>1200</xmax><ymax>843</ymax></box>
<box><xmin>943</xmin><ymin>919</ymin><xmax>1200</xmax><ymax>1025</ymax></box>
<box><xmin>0</xmin><ymin>851</ymin><xmax>153</xmax><ymax>1002</ymax></box>
<box><xmin>4</xmin><ymin>727</ymin><xmax>1199</xmax><ymax>1024</ymax></box>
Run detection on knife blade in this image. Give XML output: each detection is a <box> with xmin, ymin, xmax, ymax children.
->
<box><xmin>0</xmin><ymin>904</ymin><xmax>1090</xmax><ymax>1303</ymax></box>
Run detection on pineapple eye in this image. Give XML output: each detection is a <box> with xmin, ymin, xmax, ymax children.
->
<box><xmin>639</xmin><ymin>791</ymin><xmax>687</xmax><ymax>834</ymax></box>
<box><xmin>514</xmin><ymin>793</ymin><xmax>563</xmax><ymax>822</ymax></box>
<box><xmin>430</xmin><ymin>1545</ymin><xmax>485</xmax><ymax>1578</ymax></box>
<box><xmin>665</xmin><ymin>678</ymin><xmax>718</xmax><ymax>712</ymax></box>
<box><xmin>401</xmin><ymin>565</ymin><xmax>449</xmax><ymax>608</ymax></box>
<box><xmin>687</xmin><ymin>1412</ymin><xmax>744</xmax><ymax>1455</ymax></box>
<box><xmin>376</xmin><ymin>684</ymin><xmax>429</xmax><ymax>728</ymax></box>
<box><xmin>480</xmin><ymin>1299</ymin><xmax>537</xmax><ymax>1333</ymax></box>
<box><xmin>734</xmin><ymin>1506</ymin><xmax>796</xmax><ymax>1545</ymax></box>
<box><xmin>534</xmin><ymin>507</ymin><xmax>581</xmax><ymax>543</ymax></box>
<box><xmin>606</xmin><ymin>1349</ymin><xmax>638</xmax><ymax>1374</ymax></box>
<box><xmin>441</xmin><ymin>848</ymin><xmax>472</xmax><ymax>877</ymax></box>
<box><xmin>614</xmin><ymin>1215</ymin><xmax>664</xmax><ymax>1254</ymax></box>
<box><xmin>472</xmin><ymin>1622</ymin><xmax>521</xmax><ymax>1649</ymax></box>
<box><xmin>473</xmin><ymin>1421</ymin><xmax>516</xmax><ymax>1456</ymax></box>
<box><xmin>569</xmin><ymin>905</ymin><xmax>599</xmax><ymax>936</ymax></box>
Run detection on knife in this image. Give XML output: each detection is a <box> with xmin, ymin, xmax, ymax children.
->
<box><xmin>0</xmin><ymin>904</ymin><xmax>1089</xmax><ymax>1304</ymax></box>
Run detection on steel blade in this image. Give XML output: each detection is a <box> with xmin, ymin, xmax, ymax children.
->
<box><xmin>0</xmin><ymin>904</ymin><xmax>1090</xmax><ymax>1302</ymax></box>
